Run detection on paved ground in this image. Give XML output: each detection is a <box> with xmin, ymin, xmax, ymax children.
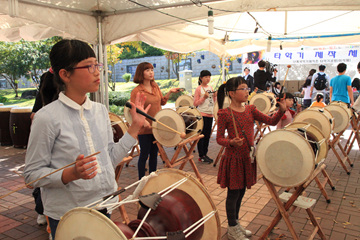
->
<box><xmin>0</xmin><ymin>125</ymin><xmax>359</xmax><ymax>240</ymax></box>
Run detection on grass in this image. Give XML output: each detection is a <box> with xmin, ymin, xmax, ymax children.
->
<box><xmin>0</xmin><ymin>73</ymin><xmax>237</xmax><ymax>108</ymax></box>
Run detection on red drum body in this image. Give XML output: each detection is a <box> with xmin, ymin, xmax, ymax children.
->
<box><xmin>9</xmin><ymin>107</ymin><xmax>32</xmax><ymax>148</ymax></box>
<box><xmin>0</xmin><ymin>106</ymin><xmax>17</xmax><ymax>146</ymax></box>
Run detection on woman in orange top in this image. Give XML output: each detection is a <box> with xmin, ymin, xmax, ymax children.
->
<box><xmin>310</xmin><ymin>93</ymin><xmax>326</xmax><ymax>108</ymax></box>
<box><xmin>130</xmin><ymin>62</ymin><xmax>180</xmax><ymax>179</ymax></box>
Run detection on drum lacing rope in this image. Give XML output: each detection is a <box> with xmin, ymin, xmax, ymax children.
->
<box><xmin>132</xmin><ymin>210</ymin><xmax>217</xmax><ymax>240</ymax></box>
<box><xmin>131</xmin><ymin>177</ymin><xmax>189</xmax><ymax>239</ymax></box>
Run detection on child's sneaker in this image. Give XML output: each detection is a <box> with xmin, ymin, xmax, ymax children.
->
<box><xmin>204</xmin><ymin>155</ymin><xmax>214</xmax><ymax>163</ymax></box>
<box><xmin>199</xmin><ymin>156</ymin><xmax>211</xmax><ymax>164</ymax></box>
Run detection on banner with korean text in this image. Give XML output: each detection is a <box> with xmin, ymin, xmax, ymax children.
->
<box><xmin>265</xmin><ymin>48</ymin><xmax>359</xmax><ymax>65</ymax></box>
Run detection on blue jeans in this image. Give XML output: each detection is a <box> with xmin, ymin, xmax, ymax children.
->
<box><xmin>138</xmin><ymin>134</ymin><xmax>159</xmax><ymax>179</ymax></box>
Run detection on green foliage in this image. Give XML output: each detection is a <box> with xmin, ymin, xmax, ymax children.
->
<box><xmin>108</xmin><ymin>92</ymin><xmax>130</xmax><ymax>106</ymax></box>
<box><xmin>119</xmin><ymin>42</ymin><xmax>164</xmax><ymax>59</ymax></box>
<box><xmin>122</xmin><ymin>73</ymin><xmax>132</xmax><ymax>83</ymax></box>
<box><xmin>109</xmin><ymin>105</ymin><xmax>124</xmax><ymax>115</ymax></box>
<box><xmin>0</xmin><ymin>96</ymin><xmax>8</xmax><ymax>103</ymax></box>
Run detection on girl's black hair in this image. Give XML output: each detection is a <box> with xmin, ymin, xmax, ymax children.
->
<box><xmin>303</xmin><ymin>78</ymin><xmax>311</xmax><ymax>88</ymax></box>
<box><xmin>49</xmin><ymin>39</ymin><xmax>96</xmax><ymax>89</ymax></box>
<box><xmin>316</xmin><ymin>93</ymin><xmax>324</xmax><ymax>102</ymax></box>
<box><xmin>39</xmin><ymin>71</ymin><xmax>60</xmax><ymax>105</ymax></box>
<box><xmin>198</xmin><ymin>70</ymin><xmax>211</xmax><ymax>85</ymax></box>
<box><xmin>278</xmin><ymin>92</ymin><xmax>295</xmax><ymax>100</ymax></box>
<box><xmin>217</xmin><ymin>77</ymin><xmax>247</xmax><ymax>109</ymax></box>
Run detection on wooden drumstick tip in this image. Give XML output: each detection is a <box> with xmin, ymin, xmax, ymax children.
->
<box><xmin>180</xmin><ymin>132</ymin><xmax>186</xmax><ymax>139</ymax></box>
<box><xmin>287</xmin><ymin>65</ymin><xmax>292</xmax><ymax>68</ymax></box>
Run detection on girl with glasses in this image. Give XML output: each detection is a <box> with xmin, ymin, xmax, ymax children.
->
<box><xmin>216</xmin><ymin>77</ymin><xmax>286</xmax><ymax>240</ymax></box>
<box><xmin>24</xmin><ymin>39</ymin><xmax>149</xmax><ymax>239</ymax></box>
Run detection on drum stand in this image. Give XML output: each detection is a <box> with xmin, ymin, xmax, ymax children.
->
<box><xmin>285</xmin><ymin>163</ymin><xmax>335</xmax><ymax>203</ymax></box>
<box><xmin>260</xmin><ymin>171</ymin><xmax>327</xmax><ymax>240</ymax></box>
<box><xmin>155</xmin><ymin>134</ymin><xmax>205</xmax><ymax>185</ymax></box>
<box><xmin>329</xmin><ymin>131</ymin><xmax>353</xmax><ymax>175</ymax></box>
<box><xmin>343</xmin><ymin>114</ymin><xmax>360</xmax><ymax>156</ymax></box>
<box><xmin>254</xmin><ymin>121</ymin><xmax>271</xmax><ymax>144</ymax></box>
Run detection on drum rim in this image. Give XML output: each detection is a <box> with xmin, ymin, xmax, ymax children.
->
<box><xmin>55</xmin><ymin>207</ymin><xmax>127</xmax><ymax>240</ymax></box>
<box><xmin>324</xmin><ymin>104</ymin><xmax>350</xmax><ymax>133</ymax></box>
<box><xmin>256</xmin><ymin>130</ymin><xmax>315</xmax><ymax>188</ymax></box>
<box><xmin>294</xmin><ymin>109</ymin><xmax>332</xmax><ymax>139</ymax></box>
<box><xmin>152</xmin><ymin>108</ymin><xmax>186</xmax><ymax>147</ymax></box>
<box><xmin>176</xmin><ymin>106</ymin><xmax>204</xmax><ymax>139</ymax></box>
<box><xmin>330</xmin><ymin>101</ymin><xmax>352</xmax><ymax>119</ymax></box>
<box><xmin>109</xmin><ymin>112</ymin><xmax>128</xmax><ymax>138</ymax></box>
<box><xmin>140</xmin><ymin>168</ymin><xmax>221</xmax><ymax>240</ymax></box>
<box><xmin>249</xmin><ymin>93</ymin><xmax>271</xmax><ymax>114</ymax></box>
<box><xmin>123</xmin><ymin>100</ymin><xmax>133</xmax><ymax>124</ymax></box>
<box><xmin>285</xmin><ymin>122</ymin><xmax>329</xmax><ymax>164</ymax></box>
<box><xmin>305</xmin><ymin>107</ymin><xmax>335</xmax><ymax>131</ymax></box>
<box><xmin>175</xmin><ymin>95</ymin><xmax>194</xmax><ymax>108</ymax></box>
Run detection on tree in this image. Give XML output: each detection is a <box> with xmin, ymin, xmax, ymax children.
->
<box><xmin>0</xmin><ymin>37</ymin><xmax>61</xmax><ymax>97</ymax></box>
<box><xmin>118</xmin><ymin>42</ymin><xmax>163</xmax><ymax>59</ymax></box>
<box><xmin>164</xmin><ymin>51</ymin><xmax>193</xmax><ymax>80</ymax></box>
<box><xmin>107</xmin><ymin>44</ymin><xmax>124</xmax><ymax>91</ymax></box>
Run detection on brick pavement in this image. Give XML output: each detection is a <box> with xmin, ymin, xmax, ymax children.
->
<box><xmin>0</xmin><ymin>127</ymin><xmax>359</xmax><ymax>239</ymax></box>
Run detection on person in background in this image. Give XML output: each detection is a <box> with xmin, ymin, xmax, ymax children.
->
<box><xmin>301</xmin><ymin>78</ymin><xmax>313</xmax><ymax>109</ymax></box>
<box><xmin>253</xmin><ymin>60</ymin><xmax>277</xmax><ymax>92</ymax></box>
<box><xmin>310</xmin><ymin>93</ymin><xmax>326</xmax><ymax>108</ymax></box>
<box><xmin>329</xmin><ymin>63</ymin><xmax>354</xmax><ymax>106</ymax></box>
<box><xmin>310</xmin><ymin>65</ymin><xmax>330</xmax><ymax>101</ymax></box>
<box><xmin>130</xmin><ymin>62</ymin><xmax>180</xmax><ymax>179</ymax></box>
<box><xmin>273</xmin><ymin>82</ymin><xmax>281</xmax><ymax>96</ymax></box>
<box><xmin>352</xmin><ymin>78</ymin><xmax>359</xmax><ymax>91</ymax></box>
<box><xmin>276</xmin><ymin>92</ymin><xmax>302</xmax><ymax>129</ymax></box>
<box><xmin>194</xmin><ymin>70</ymin><xmax>217</xmax><ymax>163</ymax></box>
<box><xmin>216</xmin><ymin>77</ymin><xmax>286</xmax><ymax>240</ymax></box>
<box><xmin>243</xmin><ymin>67</ymin><xmax>254</xmax><ymax>93</ymax></box>
<box><xmin>30</xmin><ymin>71</ymin><xmax>61</xmax><ymax>238</ymax></box>
<box><xmin>24</xmin><ymin>39</ymin><xmax>149</xmax><ymax>239</ymax></box>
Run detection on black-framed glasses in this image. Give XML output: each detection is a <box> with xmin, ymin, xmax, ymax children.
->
<box><xmin>72</xmin><ymin>63</ymin><xmax>103</xmax><ymax>73</ymax></box>
<box><xmin>233</xmin><ymin>88</ymin><xmax>251</xmax><ymax>92</ymax></box>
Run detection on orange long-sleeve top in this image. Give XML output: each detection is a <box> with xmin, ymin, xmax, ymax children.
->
<box><xmin>130</xmin><ymin>81</ymin><xmax>169</xmax><ymax>135</ymax></box>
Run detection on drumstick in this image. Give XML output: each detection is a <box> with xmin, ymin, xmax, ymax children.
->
<box><xmin>0</xmin><ymin>151</ymin><xmax>100</xmax><ymax>200</ymax></box>
<box><xmin>276</xmin><ymin>65</ymin><xmax>291</xmax><ymax>106</ymax></box>
<box><xmin>125</xmin><ymin>102</ymin><xmax>186</xmax><ymax>138</ymax></box>
<box><xmin>230</xmin><ymin>109</ymin><xmax>239</xmax><ymax>138</ymax></box>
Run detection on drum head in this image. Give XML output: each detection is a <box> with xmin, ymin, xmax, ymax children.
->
<box><xmin>214</xmin><ymin>96</ymin><xmax>231</xmax><ymax>121</ymax></box>
<box><xmin>324</xmin><ymin>104</ymin><xmax>349</xmax><ymax>133</ymax></box>
<box><xmin>308</xmin><ymin>107</ymin><xmax>335</xmax><ymax>132</ymax></box>
<box><xmin>285</xmin><ymin>122</ymin><xmax>329</xmax><ymax>164</ymax></box>
<box><xmin>140</xmin><ymin>169</ymin><xmax>221</xmax><ymax>240</ymax></box>
<box><xmin>152</xmin><ymin>109</ymin><xmax>185</xmax><ymax>147</ymax></box>
<box><xmin>294</xmin><ymin>109</ymin><xmax>332</xmax><ymax>139</ymax></box>
<box><xmin>176</xmin><ymin>106</ymin><xmax>203</xmax><ymax>139</ymax></box>
<box><xmin>10</xmin><ymin>107</ymin><xmax>32</xmax><ymax>113</ymax></box>
<box><xmin>123</xmin><ymin>101</ymin><xmax>132</xmax><ymax>124</ymax></box>
<box><xmin>109</xmin><ymin>112</ymin><xmax>128</xmax><ymax>143</ymax></box>
<box><xmin>55</xmin><ymin>207</ymin><xmax>127</xmax><ymax>240</ymax></box>
<box><xmin>175</xmin><ymin>95</ymin><xmax>194</xmax><ymax>108</ymax></box>
<box><xmin>264</xmin><ymin>92</ymin><xmax>277</xmax><ymax>112</ymax></box>
<box><xmin>249</xmin><ymin>93</ymin><xmax>271</xmax><ymax>114</ymax></box>
<box><xmin>330</xmin><ymin>101</ymin><xmax>352</xmax><ymax>120</ymax></box>
<box><xmin>256</xmin><ymin>130</ymin><xmax>315</xmax><ymax>188</ymax></box>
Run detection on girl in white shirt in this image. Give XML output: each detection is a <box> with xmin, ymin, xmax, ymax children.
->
<box><xmin>24</xmin><ymin>39</ymin><xmax>149</xmax><ymax>239</ymax></box>
<box><xmin>193</xmin><ymin>70</ymin><xmax>217</xmax><ymax>163</ymax></box>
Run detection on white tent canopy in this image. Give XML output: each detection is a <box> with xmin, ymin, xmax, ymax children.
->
<box><xmin>1</xmin><ymin>0</ymin><xmax>359</xmax><ymax>105</ymax></box>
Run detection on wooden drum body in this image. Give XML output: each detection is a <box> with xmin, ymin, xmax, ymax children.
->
<box><xmin>294</xmin><ymin>108</ymin><xmax>333</xmax><ymax>140</ymax></box>
<box><xmin>249</xmin><ymin>92</ymin><xmax>276</xmax><ymax>114</ymax></box>
<box><xmin>324</xmin><ymin>104</ymin><xmax>350</xmax><ymax>133</ymax></box>
<box><xmin>175</xmin><ymin>95</ymin><xmax>194</xmax><ymax>108</ymax></box>
<box><xmin>129</xmin><ymin>168</ymin><xmax>221</xmax><ymax>239</ymax></box>
<box><xmin>109</xmin><ymin>112</ymin><xmax>128</xmax><ymax>143</ymax></box>
<box><xmin>285</xmin><ymin>122</ymin><xmax>328</xmax><ymax>164</ymax></box>
<box><xmin>9</xmin><ymin>107</ymin><xmax>32</xmax><ymax>148</ymax></box>
<box><xmin>256</xmin><ymin>130</ymin><xmax>315</xmax><ymax>188</ymax></box>
<box><xmin>0</xmin><ymin>105</ymin><xmax>17</xmax><ymax>146</ymax></box>
<box><xmin>153</xmin><ymin>108</ymin><xmax>203</xmax><ymax>147</ymax></box>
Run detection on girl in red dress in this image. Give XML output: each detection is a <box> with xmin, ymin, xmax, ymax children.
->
<box><xmin>216</xmin><ymin>77</ymin><xmax>286</xmax><ymax>240</ymax></box>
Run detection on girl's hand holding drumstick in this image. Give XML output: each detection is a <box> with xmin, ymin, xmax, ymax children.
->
<box><xmin>230</xmin><ymin>137</ymin><xmax>244</xmax><ymax>147</ymax></box>
<box><xmin>62</xmin><ymin>154</ymin><xmax>99</xmax><ymax>184</ymax></box>
<box><xmin>127</xmin><ymin>92</ymin><xmax>151</xmax><ymax>139</ymax></box>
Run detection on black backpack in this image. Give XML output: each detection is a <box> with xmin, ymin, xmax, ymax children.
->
<box><xmin>314</xmin><ymin>73</ymin><xmax>327</xmax><ymax>90</ymax></box>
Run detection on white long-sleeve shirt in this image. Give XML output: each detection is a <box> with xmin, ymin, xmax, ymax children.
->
<box><xmin>24</xmin><ymin>92</ymin><xmax>136</xmax><ymax>220</ymax></box>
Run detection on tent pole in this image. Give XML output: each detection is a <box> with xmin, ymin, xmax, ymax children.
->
<box><xmin>97</xmin><ymin>15</ymin><xmax>105</xmax><ymax>106</ymax></box>
<box><xmin>103</xmin><ymin>44</ymin><xmax>109</xmax><ymax>110</ymax></box>
<box><xmin>221</xmin><ymin>55</ymin><xmax>225</xmax><ymax>82</ymax></box>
